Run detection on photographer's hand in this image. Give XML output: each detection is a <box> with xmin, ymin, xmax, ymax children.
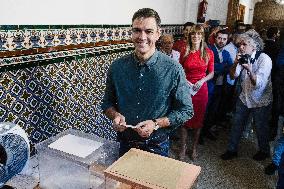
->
<box><xmin>229</xmin><ymin>58</ymin><xmax>239</xmax><ymax>79</ymax></box>
<box><xmin>241</xmin><ymin>63</ymin><xmax>251</xmax><ymax>72</ymax></box>
<box><xmin>241</xmin><ymin>63</ymin><xmax>256</xmax><ymax>86</ymax></box>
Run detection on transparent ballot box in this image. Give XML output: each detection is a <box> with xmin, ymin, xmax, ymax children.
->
<box><xmin>35</xmin><ymin>129</ymin><xmax>119</xmax><ymax>189</ymax></box>
<box><xmin>104</xmin><ymin>148</ymin><xmax>201</xmax><ymax>189</ymax></box>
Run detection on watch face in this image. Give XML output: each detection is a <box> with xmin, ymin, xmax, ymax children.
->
<box><xmin>154</xmin><ymin>124</ymin><xmax>159</xmax><ymax>130</ymax></box>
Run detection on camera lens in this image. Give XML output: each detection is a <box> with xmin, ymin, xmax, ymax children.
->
<box><xmin>239</xmin><ymin>54</ymin><xmax>250</xmax><ymax>65</ymax></box>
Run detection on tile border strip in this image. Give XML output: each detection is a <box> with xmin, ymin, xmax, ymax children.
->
<box><xmin>0</xmin><ymin>43</ymin><xmax>134</xmax><ymax>72</ymax></box>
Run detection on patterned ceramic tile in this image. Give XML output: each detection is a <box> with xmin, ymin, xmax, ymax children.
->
<box><xmin>0</xmin><ymin>49</ymin><xmax>132</xmax><ymax>154</ymax></box>
<box><xmin>0</xmin><ymin>24</ymin><xmax>182</xmax><ymax>155</ymax></box>
<box><xmin>0</xmin><ymin>25</ymin><xmax>182</xmax><ymax>52</ymax></box>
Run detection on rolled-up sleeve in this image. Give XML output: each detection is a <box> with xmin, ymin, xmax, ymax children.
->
<box><xmin>101</xmin><ymin>65</ymin><xmax>116</xmax><ymax>112</ymax></box>
<box><xmin>254</xmin><ymin>55</ymin><xmax>272</xmax><ymax>89</ymax></box>
<box><xmin>235</xmin><ymin>63</ymin><xmax>242</xmax><ymax>78</ymax></box>
<box><xmin>167</xmin><ymin>66</ymin><xmax>194</xmax><ymax>128</ymax></box>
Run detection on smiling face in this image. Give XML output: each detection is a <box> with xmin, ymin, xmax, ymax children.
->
<box><xmin>132</xmin><ymin>17</ymin><xmax>161</xmax><ymax>60</ymax></box>
<box><xmin>188</xmin><ymin>25</ymin><xmax>205</xmax><ymax>50</ymax></box>
<box><xmin>190</xmin><ymin>32</ymin><xmax>203</xmax><ymax>45</ymax></box>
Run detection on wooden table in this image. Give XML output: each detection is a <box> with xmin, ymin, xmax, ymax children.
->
<box><xmin>104</xmin><ymin>148</ymin><xmax>201</xmax><ymax>189</ymax></box>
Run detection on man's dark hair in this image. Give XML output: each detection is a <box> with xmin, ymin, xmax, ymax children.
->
<box><xmin>183</xmin><ymin>22</ymin><xmax>195</xmax><ymax>30</ymax></box>
<box><xmin>267</xmin><ymin>26</ymin><xmax>279</xmax><ymax>39</ymax></box>
<box><xmin>216</xmin><ymin>29</ymin><xmax>230</xmax><ymax>37</ymax></box>
<box><xmin>132</xmin><ymin>8</ymin><xmax>161</xmax><ymax>27</ymax></box>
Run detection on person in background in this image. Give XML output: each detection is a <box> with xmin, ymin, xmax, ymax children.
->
<box><xmin>224</xmin><ymin>33</ymin><xmax>241</xmax><ymax>63</ymax></box>
<box><xmin>173</xmin><ymin>22</ymin><xmax>195</xmax><ymax>62</ymax></box>
<box><xmin>221</xmin><ymin>29</ymin><xmax>272</xmax><ymax>161</ymax></box>
<box><xmin>265</xmin><ymin>135</ymin><xmax>284</xmax><ymax>175</ymax></box>
<box><xmin>101</xmin><ymin>8</ymin><xmax>193</xmax><ymax>157</ymax></box>
<box><xmin>207</xmin><ymin>25</ymin><xmax>221</xmax><ymax>46</ymax></box>
<box><xmin>234</xmin><ymin>21</ymin><xmax>246</xmax><ymax>34</ymax></box>
<box><xmin>159</xmin><ymin>34</ymin><xmax>180</xmax><ymax>62</ymax></box>
<box><xmin>179</xmin><ymin>25</ymin><xmax>214</xmax><ymax>160</ymax></box>
<box><xmin>277</xmin><ymin>152</ymin><xmax>284</xmax><ymax>189</ymax></box>
<box><xmin>259</xmin><ymin>29</ymin><xmax>267</xmax><ymax>41</ymax></box>
<box><xmin>263</xmin><ymin>26</ymin><xmax>281</xmax><ymax>141</ymax></box>
<box><xmin>223</xmin><ymin>33</ymin><xmax>241</xmax><ymax>114</ymax></box>
<box><xmin>202</xmin><ymin>29</ymin><xmax>233</xmax><ymax>141</ymax></box>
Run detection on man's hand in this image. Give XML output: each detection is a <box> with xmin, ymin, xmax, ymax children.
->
<box><xmin>241</xmin><ymin>63</ymin><xmax>252</xmax><ymax>72</ymax></box>
<box><xmin>112</xmin><ymin>114</ymin><xmax>127</xmax><ymax>132</ymax></box>
<box><xmin>134</xmin><ymin>120</ymin><xmax>156</xmax><ymax>138</ymax></box>
<box><xmin>241</xmin><ymin>63</ymin><xmax>256</xmax><ymax>85</ymax></box>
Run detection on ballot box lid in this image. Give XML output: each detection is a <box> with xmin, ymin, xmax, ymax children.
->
<box><xmin>104</xmin><ymin>148</ymin><xmax>201</xmax><ymax>189</ymax></box>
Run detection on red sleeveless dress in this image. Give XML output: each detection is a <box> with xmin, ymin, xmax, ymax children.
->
<box><xmin>182</xmin><ymin>49</ymin><xmax>214</xmax><ymax>129</ymax></box>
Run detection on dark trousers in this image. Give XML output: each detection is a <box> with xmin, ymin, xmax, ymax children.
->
<box><xmin>277</xmin><ymin>152</ymin><xmax>284</xmax><ymax>189</ymax></box>
<box><xmin>119</xmin><ymin>136</ymin><xmax>169</xmax><ymax>157</ymax></box>
<box><xmin>228</xmin><ymin>99</ymin><xmax>271</xmax><ymax>153</ymax></box>
<box><xmin>270</xmin><ymin>66</ymin><xmax>284</xmax><ymax>138</ymax></box>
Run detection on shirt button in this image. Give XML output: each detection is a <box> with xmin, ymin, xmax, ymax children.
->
<box><xmin>137</xmin><ymin>102</ymin><xmax>140</xmax><ymax>105</ymax></box>
<box><xmin>136</xmin><ymin>115</ymin><xmax>139</xmax><ymax>118</ymax></box>
<box><xmin>139</xmin><ymin>88</ymin><xmax>142</xmax><ymax>91</ymax></box>
<box><xmin>140</xmin><ymin>74</ymin><xmax>143</xmax><ymax>77</ymax></box>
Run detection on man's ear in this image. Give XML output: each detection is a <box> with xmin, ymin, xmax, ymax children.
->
<box><xmin>157</xmin><ymin>27</ymin><xmax>161</xmax><ymax>38</ymax></box>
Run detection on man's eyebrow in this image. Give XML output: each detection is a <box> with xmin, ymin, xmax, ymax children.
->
<box><xmin>132</xmin><ymin>28</ymin><xmax>141</xmax><ymax>30</ymax></box>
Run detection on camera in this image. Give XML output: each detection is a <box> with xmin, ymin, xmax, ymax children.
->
<box><xmin>238</xmin><ymin>54</ymin><xmax>250</xmax><ymax>65</ymax></box>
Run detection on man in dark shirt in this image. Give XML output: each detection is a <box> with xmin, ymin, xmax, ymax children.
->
<box><xmin>203</xmin><ymin>29</ymin><xmax>233</xmax><ymax>140</ymax></box>
<box><xmin>264</xmin><ymin>27</ymin><xmax>280</xmax><ymax>79</ymax></box>
<box><xmin>264</xmin><ymin>27</ymin><xmax>281</xmax><ymax>140</ymax></box>
<box><xmin>101</xmin><ymin>8</ymin><xmax>193</xmax><ymax>157</ymax></box>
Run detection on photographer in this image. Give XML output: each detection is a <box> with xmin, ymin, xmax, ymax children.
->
<box><xmin>221</xmin><ymin>29</ymin><xmax>272</xmax><ymax>161</ymax></box>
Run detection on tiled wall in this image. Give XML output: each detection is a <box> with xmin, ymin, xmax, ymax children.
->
<box><xmin>0</xmin><ymin>25</ymin><xmax>182</xmax><ymax>154</ymax></box>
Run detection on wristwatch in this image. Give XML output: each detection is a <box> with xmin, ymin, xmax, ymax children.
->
<box><xmin>152</xmin><ymin>119</ymin><xmax>160</xmax><ymax>130</ymax></box>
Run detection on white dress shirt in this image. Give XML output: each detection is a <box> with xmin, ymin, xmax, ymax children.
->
<box><xmin>224</xmin><ymin>42</ymin><xmax>238</xmax><ymax>85</ymax></box>
<box><xmin>160</xmin><ymin>50</ymin><xmax>180</xmax><ymax>62</ymax></box>
<box><xmin>235</xmin><ymin>51</ymin><xmax>272</xmax><ymax>108</ymax></box>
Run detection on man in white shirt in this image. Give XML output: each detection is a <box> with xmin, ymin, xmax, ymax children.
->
<box><xmin>221</xmin><ymin>29</ymin><xmax>272</xmax><ymax>161</ymax></box>
<box><xmin>159</xmin><ymin>34</ymin><xmax>180</xmax><ymax>62</ymax></box>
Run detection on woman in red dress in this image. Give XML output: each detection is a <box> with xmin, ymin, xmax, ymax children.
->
<box><xmin>179</xmin><ymin>25</ymin><xmax>214</xmax><ymax>160</ymax></box>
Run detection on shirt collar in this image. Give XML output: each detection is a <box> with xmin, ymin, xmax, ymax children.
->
<box><xmin>214</xmin><ymin>44</ymin><xmax>223</xmax><ymax>52</ymax></box>
<box><xmin>133</xmin><ymin>50</ymin><xmax>159</xmax><ymax>68</ymax></box>
<box><xmin>250</xmin><ymin>51</ymin><xmax>257</xmax><ymax>59</ymax></box>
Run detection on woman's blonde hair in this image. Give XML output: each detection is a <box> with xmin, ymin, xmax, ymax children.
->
<box><xmin>184</xmin><ymin>25</ymin><xmax>209</xmax><ymax>63</ymax></box>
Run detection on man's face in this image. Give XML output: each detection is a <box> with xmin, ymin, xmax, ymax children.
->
<box><xmin>215</xmin><ymin>33</ymin><xmax>228</xmax><ymax>49</ymax></box>
<box><xmin>238</xmin><ymin>39</ymin><xmax>256</xmax><ymax>55</ymax></box>
<box><xmin>160</xmin><ymin>36</ymin><xmax>174</xmax><ymax>54</ymax></box>
<box><xmin>132</xmin><ymin>17</ymin><xmax>161</xmax><ymax>56</ymax></box>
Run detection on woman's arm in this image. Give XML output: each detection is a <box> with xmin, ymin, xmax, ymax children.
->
<box><xmin>192</xmin><ymin>71</ymin><xmax>214</xmax><ymax>91</ymax></box>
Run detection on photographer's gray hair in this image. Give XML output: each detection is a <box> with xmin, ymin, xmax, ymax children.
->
<box><xmin>240</xmin><ymin>29</ymin><xmax>264</xmax><ymax>51</ymax></box>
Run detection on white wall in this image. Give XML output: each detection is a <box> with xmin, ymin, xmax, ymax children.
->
<box><xmin>184</xmin><ymin>0</ymin><xmax>230</xmax><ymax>25</ymax></box>
<box><xmin>1</xmin><ymin>0</ymin><xmax>186</xmax><ymax>25</ymax></box>
<box><xmin>239</xmin><ymin>0</ymin><xmax>257</xmax><ymax>24</ymax></box>
<box><xmin>1</xmin><ymin>0</ymin><xmax>230</xmax><ymax>25</ymax></box>
<box><xmin>207</xmin><ymin>0</ymin><xmax>230</xmax><ymax>25</ymax></box>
